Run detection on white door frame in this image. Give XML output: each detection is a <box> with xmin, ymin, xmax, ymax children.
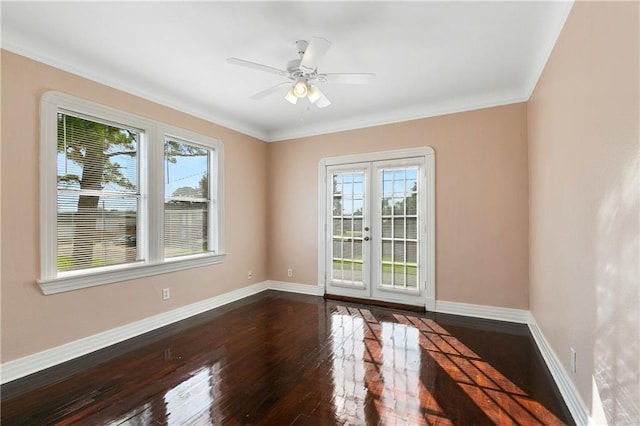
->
<box><xmin>317</xmin><ymin>147</ymin><xmax>435</xmax><ymax>310</ymax></box>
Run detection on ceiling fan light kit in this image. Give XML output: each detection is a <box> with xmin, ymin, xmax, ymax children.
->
<box><xmin>285</xmin><ymin>87</ymin><xmax>298</xmax><ymax>105</ymax></box>
<box><xmin>227</xmin><ymin>36</ymin><xmax>375</xmax><ymax>109</ymax></box>
<box><xmin>307</xmin><ymin>85</ymin><xmax>321</xmax><ymax>103</ymax></box>
<box><xmin>293</xmin><ymin>78</ymin><xmax>308</xmax><ymax>98</ymax></box>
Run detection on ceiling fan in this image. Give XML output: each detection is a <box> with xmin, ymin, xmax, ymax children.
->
<box><xmin>227</xmin><ymin>37</ymin><xmax>375</xmax><ymax>108</ymax></box>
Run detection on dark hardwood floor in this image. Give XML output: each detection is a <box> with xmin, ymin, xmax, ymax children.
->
<box><xmin>1</xmin><ymin>291</ymin><xmax>572</xmax><ymax>425</ymax></box>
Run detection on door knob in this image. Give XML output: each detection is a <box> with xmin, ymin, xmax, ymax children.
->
<box><xmin>364</xmin><ymin>226</ymin><xmax>370</xmax><ymax>231</ymax></box>
<box><xmin>364</xmin><ymin>236</ymin><xmax>370</xmax><ymax>241</ymax></box>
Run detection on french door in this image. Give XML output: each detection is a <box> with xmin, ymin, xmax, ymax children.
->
<box><xmin>322</xmin><ymin>150</ymin><xmax>434</xmax><ymax>308</ymax></box>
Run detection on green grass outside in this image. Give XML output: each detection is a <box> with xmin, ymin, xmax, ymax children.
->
<box><xmin>57</xmin><ymin>256</ymin><xmax>72</xmax><ymax>270</ymax></box>
<box><xmin>332</xmin><ymin>258</ymin><xmax>417</xmax><ymax>275</ymax></box>
<box><xmin>381</xmin><ymin>262</ymin><xmax>417</xmax><ymax>275</ymax></box>
<box><xmin>57</xmin><ymin>256</ymin><xmax>123</xmax><ymax>271</ymax></box>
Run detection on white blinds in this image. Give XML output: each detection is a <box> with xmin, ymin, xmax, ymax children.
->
<box><xmin>56</xmin><ymin>112</ymin><xmax>140</xmax><ymax>272</ymax></box>
<box><xmin>164</xmin><ymin>138</ymin><xmax>210</xmax><ymax>258</ymax></box>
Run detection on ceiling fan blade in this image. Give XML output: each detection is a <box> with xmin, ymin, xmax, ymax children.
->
<box><xmin>250</xmin><ymin>82</ymin><xmax>291</xmax><ymax>100</ymax></box>
<box><xmin>226</xmin><ymin>58</ymin><xmax>289</xmax><ymax>77</ymax></box>
<box><xmin>319</xmin><ymin>73</ymin><xmax>376</xmax><ymax>84</ymax></box>
<box><xmin>299</xmin><ymin>36</ymin><xmax>332</xmax><ymax>74</ymax></box>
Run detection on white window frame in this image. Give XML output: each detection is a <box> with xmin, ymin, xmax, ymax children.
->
<box><xmin>39</xmin><ymin>91</ymin><xmax>225</xmax><ymax>295</ymax></box>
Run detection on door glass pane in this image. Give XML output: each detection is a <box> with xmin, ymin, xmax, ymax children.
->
<box><xmin>407</xmin><ymin>266</ymin><xmax>418</xmax><ymax>288</ymax></box>
<box><xmin>393</xmin><ymin>197</ymin><xmax>404</xmax><ymax>215</ymax></box>
<box><xmin>406</xmin><ymin>218</ymin><xmax>417</xmax><ymax>239</ymax></box>
<box><xmin>333</xmin><ymin>239</ymin><xmax>342</xmax><ymax>258</ymax></box>
<box><xmin>354</xmin><ymin>262</ymin><xmax>363</xmax><ymax>282</ymax></box>
<box><xmin>333</xmin><ymin>218</ymin><xmax>342</xmax><ymax>236</ymax></box>
<box><xmin>382</xmin><ymin>218</ymin><xmax>392</xmax><ymax>238</ymax></box>
<box><xmin>333</xmin><ymin>260</ymin><xmax>343</xmax><ymax>281</ymax></box>
<box><xmin>343</xmin><ymin>218</ymin><xmax>352</xmax><ymax>236</ymax></box>
<box><xmin>354</xmin><ymin>240</ymin><xmax>363</xmax><ymax>261</ymax></box>
<box><xmin>343</xmin><ymin>240</ymin><xmax>353</xmax><ymax>261</ymax></box>
<box><xmin>407</xmin><ymin>241</ymin><xmax>417</xmax><ymax>263</ymax></box>
<box><xmin>342</xmin><ymin>266</ymin><xmax>353</xmax><ymax>282</ymax></box>
<box><xmin>382</xmin><ymin>240</ymin><xmax>392</xmax><ymax>259</ymax></box>
<box><xmin>394</xmin><ymin>241</ymin><xmax>405</xmax><ymax>262</ymax></box>
<box><xmin>393</xmin><ymin>218</ymin><xmax>405</xmax><ymax>238</ymax></box>
<box><xmin>353</xmin><ymin>199</ymin><xmax>363</xmax><ymax>216</ymax></box>
<box><xmin>379</xmin><ymin>166</ymin><xmax>419</xmax><ymax>291</ymax></box>
<box><xmin>381</xmin><ymin>262</ymin><xmax>392</xmax><ymax>286</ymax></box>
<box><xmin>333</xmin><ymin>196</ymin><xmax>342</xmax><ymax>216</ymax></box>
<box><xmin>393</xmin><ymin>266</ymin><xmax>406</xmax><ymax>288</ymax></box>
<box><xmin>406</xmin><ymin>195</ymin><xmax>417</xmax><ymax>215</ymax></box>
<box><xmin>331</xmin><ymin>171</ymin><xmax>365</xmax><ymax>285</ymax></box>
<box><xmin>382</xmin><ymin>197</ymin><xmax>392</xmax><ymax>215</ymax></box>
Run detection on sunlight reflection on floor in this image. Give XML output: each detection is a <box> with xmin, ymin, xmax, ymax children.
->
<box><xmin>329</xmin><ymin>305</ymin><xmax>565</xmax><ymax>425</ymax></box>
<box><xmin>396</xmin><ymin>313</ymin><xmax>564</xmax><ymax>425</ymax></box>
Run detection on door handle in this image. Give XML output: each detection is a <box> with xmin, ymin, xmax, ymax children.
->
<box><xmin>364</xmin><ymin>236</ymin><xmax>370</xmax><ymax>241</ymax></box>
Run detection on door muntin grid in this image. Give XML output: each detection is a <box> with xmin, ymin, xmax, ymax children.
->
<box><xmin>330</xmin><ymin>171</ymin><xmax>365</xmax><ymax>286</ymax></box>
<box><xmin>379</xmin><ymin>167</ymin><xmax>419</xmax><ymax>291</ymax></box>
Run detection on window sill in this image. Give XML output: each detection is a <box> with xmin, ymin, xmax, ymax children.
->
<box><xmin>37</xmin><ymin>253</ymin><xmax>226</xmax><ymax>295</ymax></box>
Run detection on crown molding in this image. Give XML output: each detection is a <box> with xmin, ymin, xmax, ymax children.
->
<box><xmin>2</xmin><ymin>0</ymin><xmax>571</xmax><ymax>145</ymax></box>
<box><xmin>1</xmin><ymin>44</ymin><xmax>528</xmax><ymax>144</ymax></box>
<box><xmin>524</xmin><ymin>1</ymin><xmax>574</xmax><ymax>99</ymax></box>
<box><xmin>0</xmin><ymin>43</ymin><xmax>269</xmax><ymax>142</ymax></box>
<box><xmin>265</xmin><ymin>94</ymin><xmax>529</xmax><ymax>142</ymax></box>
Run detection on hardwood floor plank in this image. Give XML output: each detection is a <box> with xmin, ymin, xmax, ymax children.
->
<box><xmin>1</xmin><ymin>291</ymin><xmax>573</xmax><ymax>425</ymax></box>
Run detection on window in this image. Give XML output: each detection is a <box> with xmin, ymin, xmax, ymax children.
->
<box><xmin>164</xmin><ymin>137</ymin><xmax>212</xmax><ymax>259</ymax></box>
<box><xmin>39</xmin><ymin>92</ymin><xmax>225</xmax><ymax>294</ymax></box>
<box><xmin>56</xmin><ymin>112</ymin><xmax>142</xmax><ymax>273</ymax></box>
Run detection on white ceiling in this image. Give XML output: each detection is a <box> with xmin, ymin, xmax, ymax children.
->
<box><xmin>2</xmin><ymin>1</ymin><xmax>572</xmax><ymax>142</ymax></box>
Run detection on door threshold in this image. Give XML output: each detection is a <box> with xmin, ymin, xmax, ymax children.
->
<box><xmin>324</xmin><ymin>293</ymin><xmax>426</xmax><ymax>313</ymax></box>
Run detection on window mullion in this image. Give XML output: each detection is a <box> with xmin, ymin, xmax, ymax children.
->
<box><xmin>146</xmin><ymin>126</ymin><xmax>164</xmax><ymax>263</ymax></box>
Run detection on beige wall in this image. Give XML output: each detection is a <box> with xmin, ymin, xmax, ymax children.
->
<box><xmin>1</xmin><ymin>49</ymin><xmax>529</xmax><ymax>365</ymax></box>
<box><xmin>268</xmin><ymin>103</ymin><xmax>530</xmax><ymax>309</ymax></box>
<box><xmin>527</xmin><ymin>1</ymin><xmax>639</xmax><ymax>423</ymax></box>
<box><xmin>0</xmin><ymin>50</ymin><xmax>269</xmax><ymax>362</ymax></box>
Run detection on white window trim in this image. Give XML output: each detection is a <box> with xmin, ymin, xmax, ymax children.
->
<box><xmin>39</xmin><ymin>91</ymin><xmax>225</xmax><ymax>295</ymax></box>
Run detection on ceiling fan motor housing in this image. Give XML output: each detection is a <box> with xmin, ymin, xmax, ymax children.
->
<box><xmin>287</xmin><ymin>59</ymin><xmax>302</xmax><ymax>77</ymax></box>
<box><xmin>295</xmin><ymin>40</ymin><xmax>308</xmax><ymax>56</ymax></box>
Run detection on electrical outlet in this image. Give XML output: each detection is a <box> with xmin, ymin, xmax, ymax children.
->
<box><xmin>162</xmin><ymin>288</ymin><xmax>170</xmax><ymax>301</ymax></box>
<box><xmin>287</xmin><ymin>268</ymin><xmax>293</xmax><ymax>278</ymax></box>
<box><xmin>570</xmin><ymin>348</ymin><xmax>577</xmax><ymax>373</ymax></box>
<box><xmin>247</xmin><ymin>270</ymin><xmax>253</xmax><ymax>280</ymax></box>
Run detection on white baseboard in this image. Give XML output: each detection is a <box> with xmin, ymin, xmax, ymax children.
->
<box><xmin>0</xmin><ymin>280</ymin><xmax>326</xmax><ymax>384</ymax></box>
<box><xmin>435</xmin><ymin>300</ymin><xmax>530</xmax><ymax>323</ymax></box>
<box><xmin>0</xmin><ymin>282</ymin><xmax>589</xmax><ymax>426</ymax></box>
<box><xmin>436</xmin><ymin>301</ymin><xmax>587</xmax><ymax>425</ymax></box>
<box><xmin>528</xmin><ymin>314</ymin><xmax>589</xmax><ymax>425</ymax></box>
<box><xmin>0</xmin><ymin>281</ymin><xmax>270</xmax><ymax>384</ymax></box>
<box><xmin>267</xmin><ymin>280</ymin><xmax>324</xmax><ymax>296</ymax></box>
